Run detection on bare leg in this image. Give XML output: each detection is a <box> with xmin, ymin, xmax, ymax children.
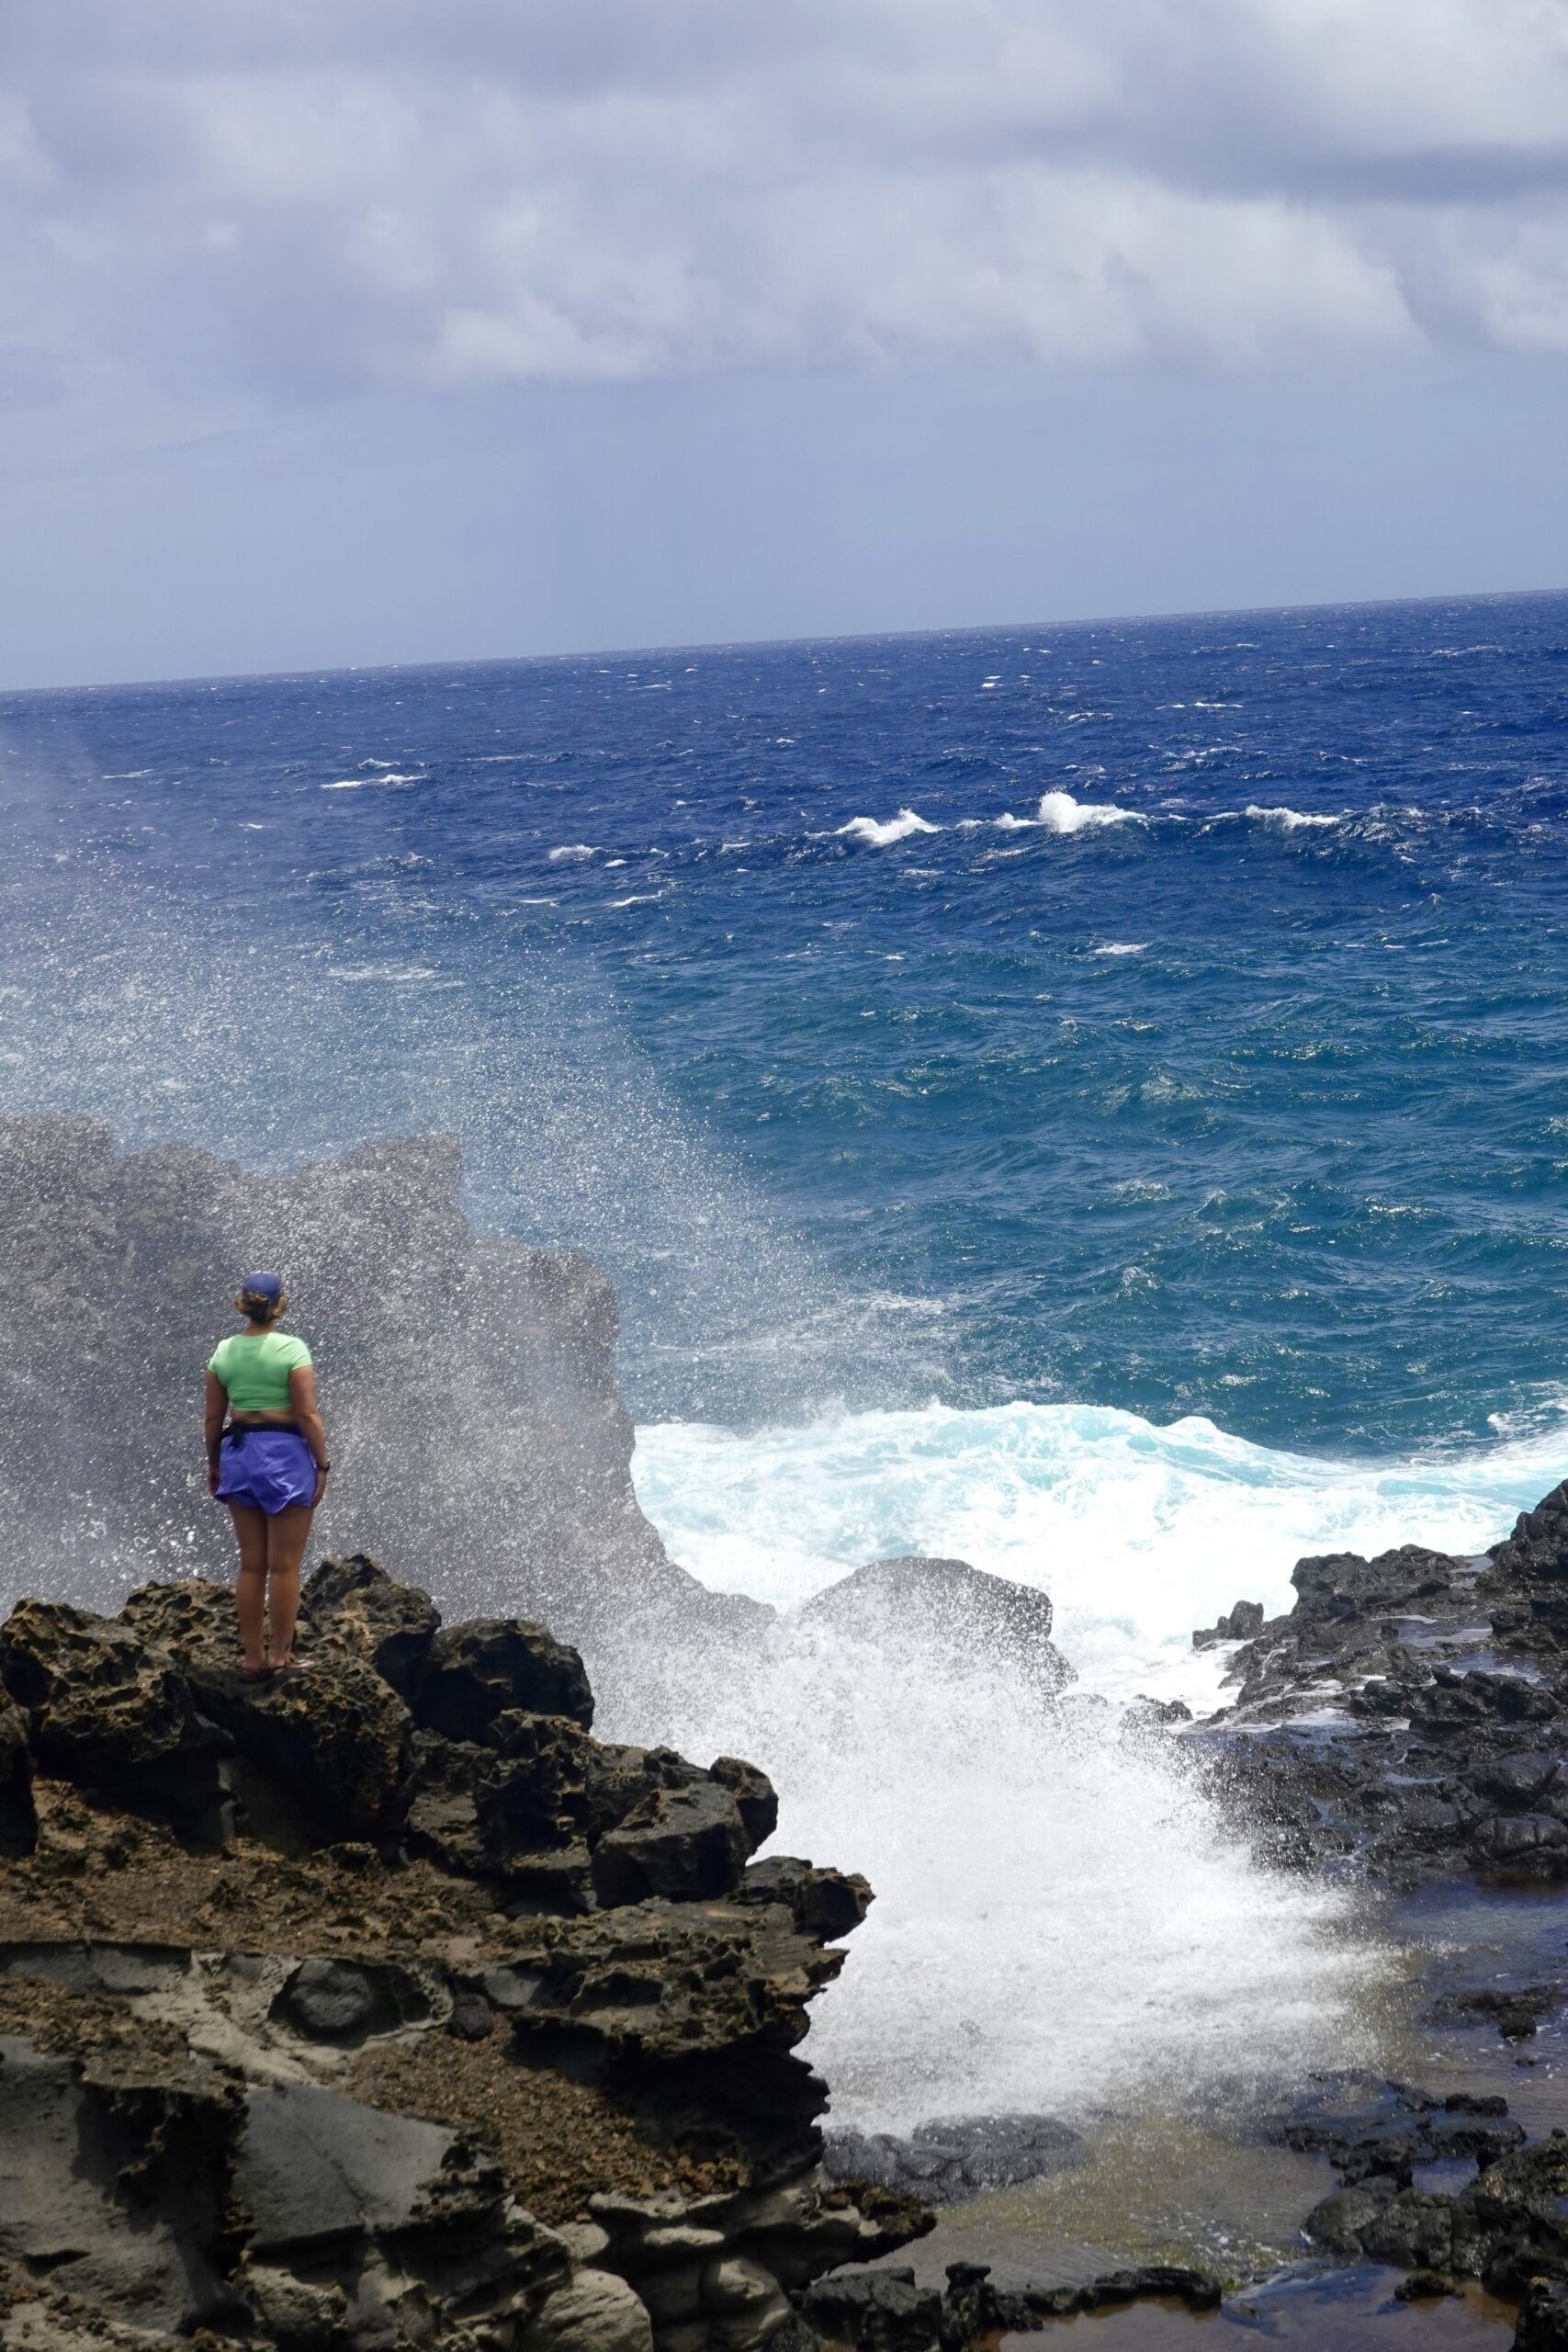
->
<box><xmin>228</xmin><ymin>1505</ymin><xmax>271</xmax><ymax>1668</ymax></box>
<box><xmin>264</xmin><ymin>1505</ymin><xmax>314</xmax><ymax>1664</ymax></box>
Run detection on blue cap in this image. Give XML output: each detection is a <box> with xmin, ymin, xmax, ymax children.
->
<box><xmin>241</xmin><ymin>1272</ymin><xmax>284</xmax><ymax>1305</ymax></box>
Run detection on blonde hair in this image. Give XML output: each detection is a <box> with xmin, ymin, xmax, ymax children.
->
<box><xmin>235</xmin><ymin>1285</ymin><xmax>288</xmax><ymax>1325</ymax></box>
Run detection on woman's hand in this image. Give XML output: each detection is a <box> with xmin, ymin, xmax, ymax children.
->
<box><xmin>208</xmin><ymin>1457</ymin><xmax>221</xmax><ymax>1497</ymax></box>
<box><xmin>312</xmin><ymin>1465</ymin><xmax>329</xmax><ymax>1509</ymax></box>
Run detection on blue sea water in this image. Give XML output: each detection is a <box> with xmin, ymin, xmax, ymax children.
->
<box><xmin>5</xmin><ymin>591</ymin><xmax>1568</xmax><ymax>1676</ymax></box>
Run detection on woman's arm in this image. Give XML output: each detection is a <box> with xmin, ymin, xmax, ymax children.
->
<box><xmin>288</xmin><ymin>1364</ymin><xmax>331</xmax><ymax>1509</ymax></box>
<box><xmin>204</xmin><ymin>1370</ymin><xmax>228</xmax><ymax>1495</ymax></box>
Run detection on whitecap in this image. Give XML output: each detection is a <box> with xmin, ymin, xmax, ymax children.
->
<box><xmin>1246</xmin><ymin>804</ymin><xmax>1341</xmax><ymax>831</ymax></box>
<box><xmin>835</xmin><ymin>810</ymin><xmax>941</xmax><ymax>847</ymax></box>
<box><xmin>1092</xmin><ymin>942</ymin><xmax>1148</xmax><ymax>956</ymax></box>
<box><xmin>608</xmin><ymin>893</ymin><xmax>664</xmax><ymax>908</ymax></box>
<box><xmin>548</xmin><ymin>843</ymin><xmax>597</xmax><ymax>861</ymax></box>
<box><xmin>1034</xmin><ymin>789</ymin><xmax>1140</xmax><ymax>834</ymax></box>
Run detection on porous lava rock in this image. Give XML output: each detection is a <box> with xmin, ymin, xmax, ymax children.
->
<box><xmin>0</xmin><ymin>1555</ymin><xmax>927</xmax><ymax>2352</ymax></box>
<box><xmin>824</xmin><ymin>2115</ymin><xmax>1089</xmax><ymax>2205</ymax></box>
<box><xmin>1190</xmin><ymin>1481</ymin><xmax>1568</xmax><ymax>1894</ymax></box>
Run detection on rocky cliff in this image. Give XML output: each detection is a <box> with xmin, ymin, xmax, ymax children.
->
<box><xmin>0</xmin><ymin>1555</ymin><xmax>926</xmax><ymax>2352</ymax></box>
<box><xmin>0</xmin><ymin>1116</ymin><xmax>761</xmax><ymax>1664</ymax></box>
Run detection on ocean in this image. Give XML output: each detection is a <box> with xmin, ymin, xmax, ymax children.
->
<box><xmin>6</xmin><ymin>590</ymin><xmax>1568</xmax><ymax>2126</ymax></box>
<box><xmin>6</xmin><ymin>590</ymin><xmax>1567</xmax><ymax>1680</ymax></box>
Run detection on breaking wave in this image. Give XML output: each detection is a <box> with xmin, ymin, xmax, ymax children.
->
<box><xmin>835</xmin><ymin>809</ymin><xmax>942</xmax><ymax>846</ymax></box>
<box><xmin>632</xmin><ymin>1397</ymin><xmax>1560</xmax><ymax>1706</ymax></box>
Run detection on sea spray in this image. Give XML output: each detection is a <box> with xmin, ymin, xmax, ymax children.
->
<box><xmin>595</xmin><ymin>1606</ymin><xmax>1386</xmax><ymax>2133</ymax></box>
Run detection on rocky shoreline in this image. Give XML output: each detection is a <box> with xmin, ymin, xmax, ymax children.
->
<box><xmin>10</xmin><ymin>1115</ymin><xmax>1568</xmax><ymax>2347</ymax></box>
<box><xmin>19</xmin><ymin>1512</ymin><xmax>1568</xmax><ymax>2352</ymax></box>
<box><xmin>0</xmin><ymin>1555</ymin><xmax>931</xmax><ymax>2352</ymax></box>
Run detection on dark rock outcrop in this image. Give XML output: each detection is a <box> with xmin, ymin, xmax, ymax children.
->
<box><xmin>1303</xmin><ymin>2128</ymin><xmax>1568</xmax><ymax>2295</ymax></box>
<box><xmin>795</xmin><ymin>2256</ymin><xmax>1221</xmax><ymax>2352</ymax></box>
<box><xmin>1192</xmin><ymin>1599</ymin><xmax>1264</xmax><ymax>1649</ymax></box>
<box><xmin>794</xmin><ymin>1559</ymin><xmax>1072</xmax><ymax>1695</ymax></box>
<box><xmin>1258</xmin><ymin>2073</ymin><xmax>1523</xmax><ymax>2188</ymax></box>
<box><xmin>823</xmin><ymin>2115</ymin><xmax>1089</xmax><ymax>2206</ymax></box>
<box><xmin>0</xmin><ymin>1556</ymin><xmax>927</xmax><ymax>2352</ymax></box>
<box><xmin>1190</xmin><ymin>1483</ymin><xmax>1568</xmax><ymax>1889</ymax></box>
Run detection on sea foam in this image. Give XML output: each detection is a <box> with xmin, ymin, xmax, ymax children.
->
<box><xmin>836</xmin><ymin>810</ymin><xmax>941</xmax><ymax>846</ymax></box>
<box><xmin>616</xmin><ymin>1396</ymin><xmax>1433</xmax><ymax>2129</ymax></box>
<box><xmin>1036</xmin><ymin>789</ymin><xmax>1139</xmax><ymax>832</ymax></box>
<box><xmin>1246</xmin><ymin>804</ymin><xmax>1341</xmax><ymax>830</ymax></box>
<box><xmin>987</xmin><ymin>791</ymin><xmax>1142</xmax><ymax>834</ymax></box>
<box><xmin>632</xmin><ymin>1397</ymin><xmax>1561</xmax><ymax>1707</ymax></box>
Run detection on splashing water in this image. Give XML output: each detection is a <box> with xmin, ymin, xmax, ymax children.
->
<box><xmin>614</xmin><ymin>1399</ymin><xmax>1567</xmax><ymax>2130</ymax></box>
<box><xmin>600</xmin><ymin>1611</ymin><xmax>1384</xmax><ymax>2134</ymax></box>
<box><xmin>631</xmin><ymin>1398</ymin><xmax>1561</xmax><ymax>1704</ymax></box>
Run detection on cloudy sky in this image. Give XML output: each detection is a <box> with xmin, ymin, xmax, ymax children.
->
<box><xmin>5</xmin><ymin>0</ymin><xmax>1568</xmax><ymax>686</ymax></box>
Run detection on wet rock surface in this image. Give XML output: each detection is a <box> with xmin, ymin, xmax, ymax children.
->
<box><xmin>0</xmin><ymin>1556</ymin><xmax>927</xmax><ymax>2352</ymax></box>
<box><xmin>823</xmin><ymin>2117</ymin><xmax>1089</xmax><ymax>2206</ymax></box>
<box><xmin>795</xmin><ymin>2256</ymin><xmax>1220</xmax><ymax>2351</ymax></box>
<box><xmin>1192</xmin><ymin>1486</ymin><xmax>1568</xmax><ymax>1894</ymax></box>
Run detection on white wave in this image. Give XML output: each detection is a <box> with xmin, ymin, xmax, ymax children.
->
<box><xmin>617</xmin><ymin>1396</ymin><xmax>1450</xmax><ymax>2129</ymax></box>
<box><xmin>632</xmin><ymin>1398</ymin><xmax>1561</xmax><ymax>1709</ymax></box>
<box><xmin>836</xmin><ymin>810</ymin><xmax>941</xmax><ymax>847</ymax></box>
<box><xmin>1246</xmin><ymin>804</ymin><xmax>1341</xmax><ymax>831</ymax></box>
<box><xmin>1035</xmin><ymin>789</ymin><xmax>1140</xmax><ymax>833</ymax></box>
<box><xmin>608</xmin><ymin>893</ymin><xmax>663</xmax><ymax>908</ymax></box>
<box><xmin>548</xmin><ymin>842</ymin><xmax>597</xmax><ymax>861</ymax></box>
<box><xmin>1092</xmin><ymin>941</ymin><xmax>1148</xmax><ymax>956</ymax></box>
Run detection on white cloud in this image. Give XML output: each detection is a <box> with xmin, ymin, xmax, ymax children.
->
<box><xmin>3</xmin><ymin>0</ymin><xmax>1567</xmax><ymax>420</ymax></box>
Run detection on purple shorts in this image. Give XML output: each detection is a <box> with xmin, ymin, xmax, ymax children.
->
<box><xmin>216</xmin><ymin>1428</ymin><xmax>317</xmax><ymax>1515</ymax></box>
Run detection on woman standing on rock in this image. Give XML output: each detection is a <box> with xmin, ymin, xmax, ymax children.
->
<box><xmin>205</xmin><ymin>1272</ymin><xmax>331</xmax><ymax>1679</ymax></box>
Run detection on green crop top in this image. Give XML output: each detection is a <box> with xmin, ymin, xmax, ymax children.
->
<box><xmin>209</xmin><ymin>1329</ymin><xmax>312</xmax><ymax>1415</ymax></box>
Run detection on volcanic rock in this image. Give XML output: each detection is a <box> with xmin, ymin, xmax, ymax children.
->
<box><xmin>1192</xmin><ymin>1600</ymin><xmax>1265</xmax><ymax>1649</ymax></box>
<box><xmin>416</xmin><ymin>1619</ymin><xmax>595</xmax><ymax>1742</ymax></box>
<box><xmin>795</xmin><ymin>1558</ymin><xmax>1072</xmax><ymax>1693</ymax></box>
<box><xmin>0</xmin><ymin>1555</ymin><xmax>925</xmax><ymax>2352</ymax></box>
<box><xmin>1191</xmin><ymin>1482</ymin><xmax>1568</xmax><ymax>1888</ymax></box>
<box><xmin>824</xmin><ymin>2114</ymin><xmax>1089</xmax><ymax>2205</ymax></box>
